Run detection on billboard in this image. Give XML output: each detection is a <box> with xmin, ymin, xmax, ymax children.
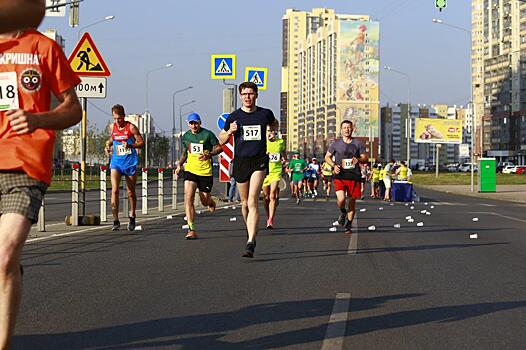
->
<box><xmin>415</xmin><ymin>118</ymin><xmax>462</xmax><ymax>144</ymax></box>
<box><xmin>337</xmin><ymin>20</ymin><xmax>379</xmax><ymax>138</ymax></box>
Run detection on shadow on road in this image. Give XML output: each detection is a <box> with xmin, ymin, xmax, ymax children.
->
<box><xmin>13</xmin><ymin>294</ymin><xmax>423</xmax><ymax>349</ymax></box>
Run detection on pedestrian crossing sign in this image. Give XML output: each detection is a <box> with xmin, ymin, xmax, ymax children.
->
<box><xmin>68</xmin><ymin>32</ymin><xmax>111</xmax><ymax>77</ymax></box>
<box><xmin>245</xmin><ymin>67</ymin><xmax>268</xmax><ymax>90</ymax></box>
<box><xmin>211</xmin><ymin>54</ymin><xmax>236</xmax><ymax>79</ymax></box>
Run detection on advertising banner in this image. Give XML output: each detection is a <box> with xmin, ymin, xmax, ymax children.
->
<box><xmin>415</xmin><ymin>118</ymin><xmax>462</xmax><ymax>144</ymax></box>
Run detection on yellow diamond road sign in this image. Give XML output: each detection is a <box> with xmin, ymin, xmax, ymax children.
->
<box><xmin>68</xmin><ymin>32</ymin><xmax>111</xmax><ymax>77</ymax></box>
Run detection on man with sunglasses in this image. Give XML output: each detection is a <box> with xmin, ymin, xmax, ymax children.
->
<box><xmin>176</xmin><ymin>112</ymin><xmax>222</xmax><ymax>239</ymax></box>
<box><xmin>219</xmin><ymin>82</ymin><xmax>279</xmax><ymax>258</ymax></box>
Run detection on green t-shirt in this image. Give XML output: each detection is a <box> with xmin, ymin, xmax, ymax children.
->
<box><xmin>288</xmin><ymin>158</ymin><xmax>307</xmax><ymax>181</ymax></box>
<box><xmin>267</xmin><ymin>138</ymin><xmax>285</xmax><ymax>175</ymax></box>
<box><xmin>182</xmin><ymin>128</ymin><xmax>219</xmax><ymax>176</ymax></box>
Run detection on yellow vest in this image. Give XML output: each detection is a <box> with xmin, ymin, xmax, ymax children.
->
<box><xmin>380</xmin><ymin>169</ymin><xmax>386</xmax><ymax>179</ymax></box>
<box><xmin>372</xmin><ymin>168</ymin><xmax>380</xmax><ymax>182</ymax></box>
<box><xmin>399</xmin><ymin>165</ymin><xmax>408</xmax><ymax>180</ymax></box>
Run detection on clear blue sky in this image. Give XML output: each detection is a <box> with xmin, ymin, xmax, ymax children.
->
<box><xmin>41</xmin><ymin>0</ymin><xmax>471</xmax><ymax>134</ymax></box>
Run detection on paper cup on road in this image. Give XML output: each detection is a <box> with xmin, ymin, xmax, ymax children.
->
<box><xmin>430</xmin><ymin>205</ymin><xmax>435</xmax><ymax>209</ymax></box>
<box><xmin>393</xmin><ymin>224</ymin><xmax>401</xmax><ymax>228</ymax></box>
<box><xmin>470</xmin><ymin>233</ymin><xmax>478</xmax><ymax>239</ymax></box>
<box><xmin>424</xmin><ymin>202</ymin><xmax>429</xmax><ymax>206</ymax></box>
<box><xmin>472</xmin><ymin>217</ymin><xmax>479</xmax><ymax>222</ymax></box>
<box><xmin>182</xmin><ymin>224</ymin><xmax>189</xmax><ymax>229</ymax></box>
<box><xmin>359</xmin><ymin>208</ymin><xmax>367</xmax><ymax>212</ymax></box>
<box><xmin>196</xmin><ymin>210</ymin><xmax>201</xmax><ymax>215</ymax></box>
<box><xmin>232</xmin><ymin>206</ymin><xmax>236</xmax><ymax>210</ymax></box>
<box><xmin>378</xmin><ymin>207</ymin><xmax>384</xmax><ymax>211</ymax></box>
<box><xmin>166</xmin><ymin>215</ymin><xmax>173</xmax><ymax>219</ymax></box>
<box><xmin>135</xmin><ymin>226</ymin><xmax>142</xmax><ymax>231</ymax></box>
<box><xmin>405</xmin><ymin>215</ymin><xmax>412</xmax><ymax>220</ymax></box>
<box><xmin>229</xmin><ymin>217</ymin><xmax>237</xmax><ymax>222</ymax></box>
<box><xmin>332</xmin><ymin>221</ymin><xmax>339</xmax><ymax>226</ymax></box>
<box><xmin>405</xmin><ymin>203</ymin><xmax>409</xmax><ymax>206</ymax></box>
<box><xmin>390</xmin><ymin>203</ymin><xmax>394</xmax><ymax>206</ymax></box>
<box><xmin>329</xmin><ymin>227</ymin><xmax>337</xmax><ymax>232</ymax></box>
<box><xmin>425</xmin><ymin>212</ymin><xmax>431</xmax><ymax>215</ymax></box>
<box><xmin>368</xmin><ymin>225</ymin><xmax>376</xmax><ymax>231</ymax></box>
<box><xmin>416</xmin><ymin>222</ymin><xmax>424</xmax><ymax>227</ymax></box>
<box><xmin>408</xmin><ymin>218</ymin><xmax>415</xmax><ymax>223</ymax></box>
<box><xmin>420</xmin><ymin>210</ymin><xmax>426</xmax><ymax>214</ymax></box>
<box><xmin>410</xmin><ymin>206</ymin><xmax>415</xmax><ymax>210</ymax></box>
<box><xmin>184</xmin><ymin>216</ymin><xmax>188</xmax><ymax>221</ymax></box>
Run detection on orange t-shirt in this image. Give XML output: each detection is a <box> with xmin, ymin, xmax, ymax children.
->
<box><xmin>0</xmin><ymin>29</ymin><xmax>80</xmax><ymax>184</ymax></box>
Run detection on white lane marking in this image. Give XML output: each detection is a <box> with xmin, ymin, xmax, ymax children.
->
<box><xmin>480</xmin><ymin>203</ymin><xmax>496</xmax><ymax>207</ymax></box>
<box><xmin>467</xmin><ymin>211</ymin><xmax>526</xmax><ymax>224</ymax></box>
<box><xmin>278</xmin><ymin>198</ymin><xmax>290</xmax><ymax>201</ymax></box>
<box><xmin>321</xmin><ymin>293</ymin><xmax>351</xmax><ymax>350</ymax></box>
<box><xmin>348</xmin><ymin>216</ymin><xmax>358</xmax><ymax>255</ymax></box>
<box><xmin>433</xmin><ymin>202</ymin><xmax>466</xmax><ymax>206</ymax></box>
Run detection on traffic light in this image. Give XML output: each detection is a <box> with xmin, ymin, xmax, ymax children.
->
<box><xmin>435</xmin><ymin>0</ymin><xmax>447</xmax><ymax>11</ymax></box>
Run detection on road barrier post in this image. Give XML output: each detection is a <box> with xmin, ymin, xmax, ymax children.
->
<box><xmin>172</xmin><ymin>168</ymin><xmax>177</xmax><ymax>210</ymax></box>
<box><xmin>158</xmin><ymin>168</ymin><xmax>164</xmax><ymax>212</ymax></box>
<box><xmin>142</xmin><ymin>168</ymin><xmax>148</xmax><ymax>215</ymax></box>
<box><xmin>100</xmin><ymin>165</ymin><xmax>107</xmax><ymax>222</ymax></box>
<box><xmin>37</xmin><ymin>198</ymin><xmax>45</xmax><ymax>232</ymax></box>
<box><xmin>72</xmin><ymin>163</ymin><xmax>80</xmax><ymax>226</ymax></box>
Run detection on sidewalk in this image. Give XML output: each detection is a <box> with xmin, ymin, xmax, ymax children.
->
<box><xmin>415</xmin><ymin>184</ymin><xmax>526</xmax><ymax>204</ymax></box>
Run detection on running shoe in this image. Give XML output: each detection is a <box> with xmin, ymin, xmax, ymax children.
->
<box><xmin>337</xmin><ymin>213</ymin><xmax>347</xmax><ymax>226</ymax></box>
<box><xmin>208</xmin><ymin>199</ymin><xmax>216</xmax><ymax>212</ymax></box>
<box><xmin>296</xmin><ymin>197</ymin><xmax>301</xmax><ymax>205</ymax></box>
<box><xmin>344</xmin><ymin>222</ymin><xmax>353</xmax><ymax>235</ymax></box>
<box><xmin>242</xmin><ymin>241</ymin><xmax>255</xmax><ymax>258</ymax></box>
<box><xmin>127</xmin><ymin>216</ymin><xmax>136</xmax><ymax>231</ymax></box>
<box><xmin>266</xmin><ymin>218</ymin><xmax>274</xmax><ymax>229</ymax></box>
<box><xmin>185</xmin><ymin>230</ymin><xmax>198</xmax><ymax>240</ymax></box>
<box><xmin>111</xmin><ymin>220</ymin><xmax>120</xmax><ymax>231</ymax></box>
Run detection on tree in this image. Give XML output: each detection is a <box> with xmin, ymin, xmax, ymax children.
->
<box><xmin>148</xmin><ymin>134</ymin><xmax>170</xmax><ymax>167</ymax></box>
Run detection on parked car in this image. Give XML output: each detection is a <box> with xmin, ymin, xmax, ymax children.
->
<box><xmin>502</xmin><ymin>165</ymin><xmax>518</xmax><ymax>174</ymax></box>
<box><xmin>446</xmin><ymin>163</ymin><xmax>460</xmax><ymax>172</ymax></box>
<box><xmin>459</xmin><ymin>163</ymin><xmax>478</xmax><ymax>172</ymax></box>
<box><xmin>515</xmin><ymin>166</ymin><xmax>526</xmax><ymax>175</ymax></box>
<box><xmin>497</xmin><ymin>161</ymin><xmax>514</xmax><ymax>173</ymax></box>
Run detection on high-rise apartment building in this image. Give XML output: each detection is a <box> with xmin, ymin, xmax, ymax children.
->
<box><xmin>472</xmin><ymin>0</ymin><xmax>526</xmax><ymax>164</ymax></box>
<box><xmin>282</xmin><ymin>8</ymin><xmax>379</xmax><ymax>158</ymax></box>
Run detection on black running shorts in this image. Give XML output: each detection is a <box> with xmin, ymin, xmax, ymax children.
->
<box><xmin>183</xmin><ymin>171</ymin><xmax>213</xmax><ymax>193</ymax></box>
<box><xmin>233</xmin><ymin>154</ymin><xmax>269</xmax><ymax>183</ymax></box>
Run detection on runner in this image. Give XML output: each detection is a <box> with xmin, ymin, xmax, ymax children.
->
<box><xmin>378</xmin><ymin>163</ymin><xmax>386</xmax><ymax>199</ymax></box>
<box><xmin>303</xmin><ymin>156</ymin><xmax>312</xmax><ymax>198</ymax></box>
<box><xmin>288</xmin><ymin>151</ymin><xmax>307</xmax><ymax>204</ymax></box>
<box><xmin>308</xmin><ymin>157</ymin><xmax>321</xmax><ymax>197</ymax></box>
<box><xmin>370</xmin><ymin>163</ymin><xmax>381</xmax><ymax>198</ymax></box>
<box><xmin>321</xmin><ymin>159</ymin><xmax>334</xmax><ymax>200</ymax></box>
<box><xmin>104</xmin><ymin>105</ymin><xmax>144</xmax><ymax>231</ymax></box>
<box><xmin>262</xmin><ymin>126</ymin><xmax>286</xmax><ymax>229</ymax></box>
<box><xmin>359</xmin><ymin>163</ymin><xmax>368</xmax><ymax>200</ymax></box>
<box><xmin>219</xmin><ymin>81</ymin><xmax>278</xmax><ymax>258</ymax></box>
<box><xmin>324</xmin><ymin>120</ymin><xmax>368</xmax><ymax>235</ymax></box>
<box><xmin>0</xmin><ymin>28</ymin><xmax>81</xmax><ymax>348</ymax></box>
<box><xmin>175</xmin><ymin>112</ymin><xmax>222</xmax><ymax>239</ymax></box>
<box><xmin>383</xmin><ymin>159</ymin><xmax>395</xmax><ymax>201</ymax></box>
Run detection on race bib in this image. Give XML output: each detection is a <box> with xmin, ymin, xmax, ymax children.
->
<box><xmin>342</xmin><ymin>159</ymin><xmax>355</xmax><ymax>170</ymax></box>
<box><xmin>0</xmin><ymin>72</ymin><xmax>19</xmax><ymax>111</ymax></box>
<box><xmin>243</xmin><ymin>125</ymin><xmax>261</xmax><ymax>141</ymax></box>
<box><xmin>294</xmin><ymin>164</ymin><xmax>302</xmax><ymax>172</ymax></box>
<box><xmin>116</xmin><ymin>143</ymin><xmax>132</xmax><ymax>156</ymax></box>
<box><xmin>269</xmin><ymin>153</ymin><xmax>280</xmax><ymax>162</ymax></box>
<box><xmin>190</xmin><ymin>143</ymin><xmax>204</xmax><ymax>154</ymax></box>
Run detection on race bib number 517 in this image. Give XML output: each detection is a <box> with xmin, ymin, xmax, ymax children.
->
<box><xmin>0</xmin><ymin>72</ymin><xmax>19</xmax><ymax>111</ymax></box>
<box><xmin>243</xmin><ymin>125</ymin><xmax>261</xmax><ymax>141</ymax></box>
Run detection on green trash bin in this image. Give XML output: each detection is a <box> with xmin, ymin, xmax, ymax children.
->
<box><xmin>478</xmin><ymin>158</ymin><xmax>496</xmax><ymax>192</ymax></box>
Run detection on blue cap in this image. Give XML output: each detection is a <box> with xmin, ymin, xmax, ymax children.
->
<box><xmin>187</xmin><ymin>112</ymin><xmax>201</xmax><ymax>123</ymax></box>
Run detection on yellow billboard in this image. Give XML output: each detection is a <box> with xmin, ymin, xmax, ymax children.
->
<box><xmin>415</xmin><ymin>118</ymin><xmax>462</xmax><ymax>144</ymax></box>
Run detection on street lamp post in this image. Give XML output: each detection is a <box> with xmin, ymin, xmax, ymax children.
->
<box><xmin>77</xmin><ymin>15</ymin><xmax>115</xmax><ymax>39</ymax></box>
<box><xmin>179</xmin><ymin>100</ymin><xmax>197</xmax><ymax>157</ymax></box>
<box><xmin>145</xmin><ymin>63</ymin><xmax>173</xmax><ymax>167</ymax></box>
<box><xmin>432</xmin><ymin>18</ymin><xmax>475</xmax><ymax>192</ymax></box>
<box><xmin>172</xmin><ymin>86</ymin><xmax>193</xmax><ymax>166</ymax></box>
<box><xmin>384</xmin><ymin>66</ymin><xmax>411</xmax><ymax>165</ymax></box>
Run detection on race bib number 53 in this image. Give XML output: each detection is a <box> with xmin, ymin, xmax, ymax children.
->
<box><xmin>0</xmin><ymin>72</ymin><xmax>19</xmax><ymax>111</ymax></box>
<box><xmin>190</xmin><ymin>143</ymin><xmax>204</xmax><ymax>154</ymax></box>
<box><xmin>243</xmin><ymin>125</ymin><xmax>261</xmax><ymax>141</ymax></box>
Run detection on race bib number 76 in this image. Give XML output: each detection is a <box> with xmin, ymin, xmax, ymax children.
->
<box><xmin>0</xmin><ymin>72</ymin><xmax>19</xmax><ymax>111</ymax></box>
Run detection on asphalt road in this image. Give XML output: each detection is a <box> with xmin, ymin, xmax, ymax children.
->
<box><xmin>12</xmin><ymin>186</ymin><xmax>526</xmax><ymax>349</ymax></box>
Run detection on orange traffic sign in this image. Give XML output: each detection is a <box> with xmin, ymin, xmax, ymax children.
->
<box><xmin>68</xmin><ymin>32</ymin><xmax>111</xmax><ymax>77</ymax></box>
